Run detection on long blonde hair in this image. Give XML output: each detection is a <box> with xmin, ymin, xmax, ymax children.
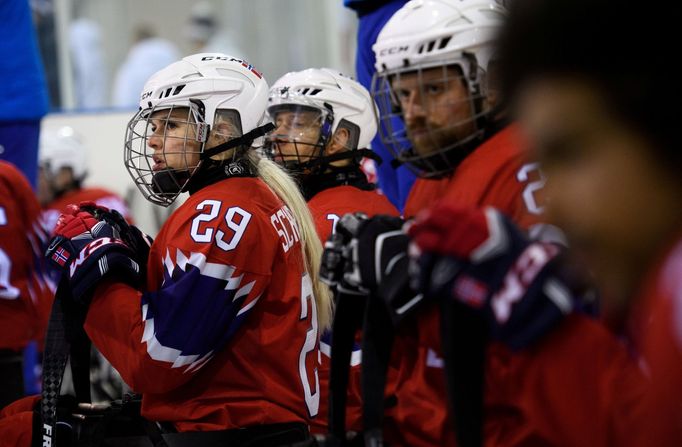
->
<box><xmin>209</xmin><ymin>111</ymin><xmax>332</xmax><ymax>329</ymax></box>
<box><xmin>247</xmin><ymin>151</ymin><xmax>333</xmax><ymax>331</ymax></box>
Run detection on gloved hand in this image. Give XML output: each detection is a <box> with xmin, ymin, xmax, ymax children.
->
<box><xmin>322</xmin><ymin>213</ymin><xmax>424</xmax><ymax>325</ymax></box>
<box><xmin>77</xmin><ymin>201</ymin><xmax>153</xmax><ymax>276</ymax></box>
<box><xmin>320</xmin><ymin>213</ymin><xmax>369</xmax><ymax>297</ymax></box>
<box><xmin>45</xmin><ymin>204</ymin><xmax>143</xmax><ymax>304</ymax></box>
<box><xmin>409</xmin><ymin>204</ymin><xmax>591</xmax><ymax>349</ymax></box>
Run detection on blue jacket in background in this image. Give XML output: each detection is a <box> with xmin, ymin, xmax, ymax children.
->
<box><xmin>0</xmin><ymin>0</ymin><xmax>49</xmax><ymax>121</ymax></box>
<box><xmin>346</xmin><ymin>0</ymin><xmax>415</xmax><ymax>213</ymax></box>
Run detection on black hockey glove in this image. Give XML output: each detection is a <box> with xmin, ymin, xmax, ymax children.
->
<box><xmin>45</xmin><ymin>205</ymin><xmax>143</xmax><ymax>304</ymax></box>
<box><xmin>337</xmin><ymin>213</ymin><xmax>425</xmax><ymax>325</ymax></box>
<box><xmin>409</xmin><ymin>204</ymin><xmax>593</xmax><ymax>350</ymax></box>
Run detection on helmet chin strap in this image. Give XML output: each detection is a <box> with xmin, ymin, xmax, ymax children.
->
<box><xmin>301</xmin><ymin>148</ymin><xmax>383</xmax><ymax>171</ymax></box>
<box><xmin>151</xmin><ymin>168</ymin><xmax>191</xmax><ymax>195</ymax></box>
<box><xmin>200</xmin><ymin>122</ymin><xmax>275</xmax><ymax>160</ymax></box>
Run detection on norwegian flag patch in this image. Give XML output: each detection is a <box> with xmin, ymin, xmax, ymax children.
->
<box><xmin>452</xmin><ymin>274</ymin><xmax>488</xmax><ymax>309</ymax></box>
<box><xmin>51</xmin><ymin>247</ymin><xmax>71</xmax><ymax>267</ymax></box>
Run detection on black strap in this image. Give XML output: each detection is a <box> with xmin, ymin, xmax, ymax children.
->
<box><xmin>440</xmin><ymin>297</ymin><xmax>487</xmax><ymax>447</ymax></box>
<box><xmin>305</xmin><ymin>149</ymin><xmax>383</xmax><ymax>169</ymax></box>
<box><xmin>361</xmin><ymin>297</ymin><xmax>395</xmax><ymax>447</ymax></box>
<box><xmin>328</xmin><ymin>289</ymin><xmax>366</xmax><ymax>442</ymax></box>
<box><xmin>301</xmin><ymin>165</ymin><xmax>376</xmax><ymax>201</ymax></box>
<box><xmin>200</xmin><ymin>123</ymin><xmax>276</xmax><ymax>160</ymax></box>
<box><xmin>99</xmin><ymin>422</ymin><xmax>309</xmax><ymax>447</ymax></box>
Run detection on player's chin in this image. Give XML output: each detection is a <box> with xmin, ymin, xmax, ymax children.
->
<box><xmin>411</xmin><ymin>139</ymin><xmax>440</xmax><ymax>158</ymax></box>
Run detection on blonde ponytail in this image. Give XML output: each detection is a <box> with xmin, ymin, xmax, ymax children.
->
<box><xmin>248</xmin><ymin>152</ymin><xmax>333</xmax><ymax>331</ymax></box>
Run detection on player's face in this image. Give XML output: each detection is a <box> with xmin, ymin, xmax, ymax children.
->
<box><xmin>393</xmin><ymin>66</ymin><xmax>475</xmax><ymax>157</ymax></box>
<box><xmin>270</xmin><ymin>109</ymin><xmax>322</xmax><ymax>165</ymax></box>
<box><xmin>146</xmin><ymin>108</ymin><xmax>202</xmax><ymax>173</ymax></box>
<box><xmin>517</xmin><ymin>77</ymin><xmax>682</xmax><ymax>316</ymax></box>
<box><xmin>37</xmin><ymin>166</ymin><xmax>53</xmax><ymax>206</ymax></box>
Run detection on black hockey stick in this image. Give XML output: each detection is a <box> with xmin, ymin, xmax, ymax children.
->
<box><xmin>440</xmin><ymin>298</ymin><xmax>486</xmax><ymax>447</ymax></box>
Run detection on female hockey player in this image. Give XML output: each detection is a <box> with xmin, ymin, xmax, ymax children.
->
<box><xmin>266</xmin><ymin>68</ymin><xmax>399</xmax><ymax>435</ymax></box>
<box><xmin>34</xmin><ymin>53</ymin><xmax>332</xmax><ymax>446</ymax></box>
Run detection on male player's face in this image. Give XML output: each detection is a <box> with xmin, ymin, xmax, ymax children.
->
<box><xmin>392</xmin><ymin>66</ymin><xmax>476</xmax><ymax>157</ymax></box>
<box><xmin>517</xmin><ymin>76</ymin><xmax>681</xmax><ymax>319</ymax></box>
<box><xmin>270</xmin><ymin>109</ymin><xmax>323</xmax><ymax>166</ymax></box>
<box><xmin>147</xmin><ymin>108</ymin><xmax>201</xmax><ymax>173</ymax></box>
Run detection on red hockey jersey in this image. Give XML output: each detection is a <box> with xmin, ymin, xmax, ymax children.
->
<box><xmin>44</xmin><ymin>187</ymin><xmax>131</xmax><ymax>233</ymax></box>
<box><xmin>622</xmin><ymin>231</ymin><xmax>682</xmax><ymax>446</ymax></box>
<box><xmin>84</xmin><ymin>176</ymin><xmax>322</xmax><ymax>431</ymax></box>
<box><xmin>0</xmin><ymin>161</ymin><xmax>54</xmax><ymax>351</ymax></box>
<box><xmin>307</xmin><ymin>185</ymin><xmax>399</xmax><ymax>434</ymax></box>
<box><xmin>393</xmin><ymin>127</ymin><xmax>644</xmax><ymax>446</ymax></box>
<box><xmin>307</xmin><ymin>185</ymin><xmax>399</xmax><ymax>243</ymax></box>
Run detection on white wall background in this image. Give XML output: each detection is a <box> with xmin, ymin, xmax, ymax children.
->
<box><xmin>50</xmin><ymin>0</ymin><xmax>358</xmax><ymax>110</ymax></box>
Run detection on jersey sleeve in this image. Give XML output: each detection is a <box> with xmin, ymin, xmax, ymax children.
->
<box><xmin>0</xmin><ymin>162</ymin><xmax>54</xmax><ymax>349</ymax></box>
<box><xmin>84</xmin><ymin>206</ymin><xmax>275</xmax><ymax>394</ymax></box>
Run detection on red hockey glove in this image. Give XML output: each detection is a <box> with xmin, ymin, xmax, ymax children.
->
<box><xmin>45</xmin><ymin>205</ymin><xmax>142</xmax><ymax>303</ymax></box>
<box><xmin>409</xmin><ymin>204</ymin><xmax>591</xmax><ymax>349</ymax></box>
<box><xmin>77</xmin><ymin>201</ymin><xmax>153</xmax><ymax>277</ymax></box>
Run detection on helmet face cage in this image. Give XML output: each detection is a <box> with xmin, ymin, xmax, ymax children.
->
<box><xmin>124</xmin><ymin>102</ymin><xmax>208</xmax><ymax>207</ymax></box>
<box><xmin>372</xmin><ymin>60</ymin><xmax>492</xmax><ymax>178</ymax></box>
<box><xmin>265</xmin><ymin>98</ymin><xmax>333</xmax><ymax>176</ymax></box>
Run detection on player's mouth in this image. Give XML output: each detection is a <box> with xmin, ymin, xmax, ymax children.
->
<box><xmin>152</xmin><ymin>156</ymin><xmax>166</xmax><ymax>172</ymax></box>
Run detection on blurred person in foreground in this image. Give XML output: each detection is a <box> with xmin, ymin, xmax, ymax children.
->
<box><xmin>497</xmin><ymin>0</ymin><xmax>682</xmax><ymax>444</ymax></box>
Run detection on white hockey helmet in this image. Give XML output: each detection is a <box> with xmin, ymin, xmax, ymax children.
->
<box><xmin>371</xmin><ymin>0</ymin><xmax>508</xmax><ymax>177</ymax></box>
<box><xmin>124</xmin><ymin>53</ymin><xmax>269</xmax><ymax>206</ymax></box>
<box><xmin>266</xmin><ymin>68</ymin><xmax>378</xmax><ymax>174</ymax></box>
<box><xmin>374</xmin><ymin>0</ymin><xmax>505</xmax><ymax>83</ymax></box>
<box><xmin>39</xmin><ymin>126</ymin><xmax>88</xmax><ymax>181</ymax></box>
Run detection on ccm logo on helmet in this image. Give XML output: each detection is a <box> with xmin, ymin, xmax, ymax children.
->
<box><xmin>379</xmin><ymin>45</ymin><xmax>409</xmax><ymax>56</ymax></box>
<box><xmin>201</xmin><ymin>56</ymin><xmax>263</xmax><ymax>79</ymax></box>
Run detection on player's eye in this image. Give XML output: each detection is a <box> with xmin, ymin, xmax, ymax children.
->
<box><xmin>425</xmin><ymin>83</ymin><xmax>444</xmax><ymax>95</ymax></box>
<box><xmin>395</xmin><ymin>89</ymin><xmax>411</xmax><ymax>100</ymax></box>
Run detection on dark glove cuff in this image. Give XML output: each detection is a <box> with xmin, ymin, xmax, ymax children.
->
<box><xmin>70</xmin><ymin>248</ymin><xmax>142</xmax><ymax>303</ymax></box>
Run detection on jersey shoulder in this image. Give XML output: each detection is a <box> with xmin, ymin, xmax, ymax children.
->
<box><xmin>309</xmin><ymin>186</ymin><xmax>398</xmax><ymax>217</ymax></box>
<box><xmin>309</xmin><ymin>186</ymin><xmax>399</xmax><ymax>241</ymax></box>
<box><xmin>445</xmin><ymin>126</ymin><xmax>543</xmax><ymax>228</ymax></box>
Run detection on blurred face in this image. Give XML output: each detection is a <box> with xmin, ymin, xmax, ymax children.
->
<box><xmin>147</xmin><ymin>108</ymin><xmax>202</xmax><ymax>173</ymax></box>
<box><xmin>392</xmin><ymin>66</ymin><xmax>475</xmax><ymax>156</ymax></box>
<box><xmin>517</xmin><ymin>77</ymin><xmax>682</xmax><ymax>317</ymax></box>
<box><xmin>269</xmin><ymin>108</ymin><xmax>323</xmax><ymax>166</ymax></box>
<box><xmin>37</xmin><ymin>166</ymin><xmax>77</xmax><ymax>206</ymax></box>
<box><xmin>37</xmin><ymin>166</ymin><xmax>54</xmax><ymax>206</ymax></box>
